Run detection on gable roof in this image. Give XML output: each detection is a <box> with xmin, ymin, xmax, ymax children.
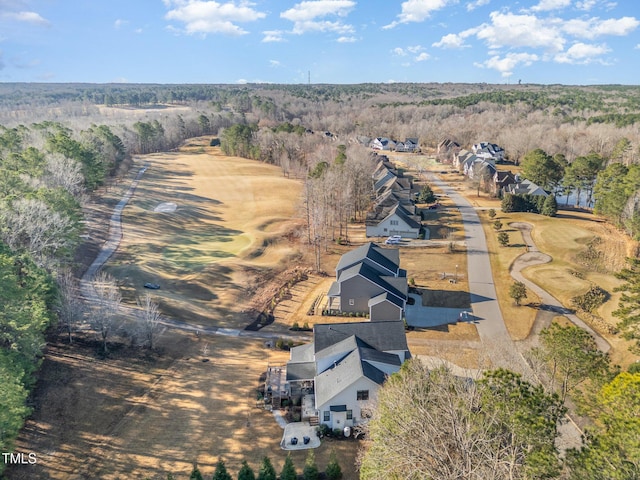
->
<box><xmin>336</xmin><ymin>242</ymin><xmax>400</xmax><ymax>276</ymax></box>
<box><xmin>335</xmin><ymin>262</ymin><xmax>406</xmax><ymax>304</ymax></box>
<box><xmin>313</xmin><ymin>320</ymin><xmax>408</xmax><ymax>355</ymax></box>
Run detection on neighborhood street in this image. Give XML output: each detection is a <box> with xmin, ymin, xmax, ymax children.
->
<box><xmin>426</xmin><ymin>173</ymin><xmax>529</xmax><ymax>371</ymax></box>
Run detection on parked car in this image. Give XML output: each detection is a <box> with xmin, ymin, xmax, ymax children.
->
<box><xmin>144</xmin><ymin>283</ymin><xmax>161</xmax><ymax>289</ymax></box>
<box><xmin>385</xmin><ymin>237</ymin><xmax>401</xmax><ymax>245</ymax></box>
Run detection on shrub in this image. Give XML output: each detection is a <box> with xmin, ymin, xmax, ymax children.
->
<box><xmin>493</xmin><ymin>220</ymin><xmax>503</xmax><ymax>230</ymax></box>
<box><xmin>488</xmin><ymin>208</ymin><xmax>497</xmax><ymax>218</ymax></box>
<box><xmin>497</xmin><ymin>231</ymin><xmax>509</xmax><ymax>247</ymax></box>
<box><xmin>571</xmin><ymin>285</ymin><xmax>608</xmax><ymax>313</ymax></box>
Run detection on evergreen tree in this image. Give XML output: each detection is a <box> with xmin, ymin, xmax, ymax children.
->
<box><xmin>280</xmin><ymin>454</ymin><xmax>297</xmax><ymax>480</ymax></box>
<box><xmin>325</xmin><ymin>450</ymin><xmax>343</xmax><ymax>480</ymax></box>
<box><xmin>303</xmin><ymin>450</ymin><xmax>319</xmax><ymax>480</ymax></box>
<box><xmin>541</xmin><ymin>194</ymin><xmax>558</xmax><ymax>216</ymax></box>
<box><xmin>190</xmin><ymin>465</ymin><xmax>204</xmax><ymax>480</ymax></box>
<box><xmin>497</xmin><ymin>231</ymin><xmax>509</xmax><ymax>247</ymax></box>
<box><xmin>212</xmin><ymin>459</ymin><xmax>232</xmax><ymax>480</ymax></box>
<box><xmin>257</xmin><ymin>457</ymin><xmax>276</xmax><ymax>480</ymax></box>
<box><xmin>237</xmin><ymin>460</ymin><xmax>256</xmax><ymax>480</ymax></box>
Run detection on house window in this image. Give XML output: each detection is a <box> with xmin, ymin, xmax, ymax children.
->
<box><xmin>324</xmin><ymin>411</ymin><xmax>330</xmax><ymax>422</ymax></box>
<box><xmin>348</xmin><ymin>299</ymin><xmax>355</xmax><ymax>306</ymax></box>
<box><xmin>357</xmin><ymin>390</ymin><xmax>369</xmax><ymax>401</ymax></box>
<box><xmin>346</xmin><ymin>410</ymin><xmax>353</xmax><ymax>420</ymax></box>
<box><xmin>390</xmin><ymin>220</ymin><xmax>399</xmax><ymax>226</ymax></box>
<box><xmin>383</xmin><ymin>228</ymin><xmax>388</xmax><ymax>232</ymax></box>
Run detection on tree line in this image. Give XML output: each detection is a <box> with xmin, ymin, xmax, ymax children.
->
<box><xmin>360</xmin><ymin>322</ymin><xmax>639</xmax><ymax>480</ymax></box>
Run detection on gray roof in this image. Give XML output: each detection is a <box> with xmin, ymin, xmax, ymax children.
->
<box><xmin>313</xmin><ymin>320</ymin><xmax>408</xmax><ymax>355</ymax></box>
<box><xmin>336</xmin><ymin>262</ymin><xmax>406</xmax><ymax>304</ymax></box>
<box><xmin>315</xmin><ymin>335</ymin><xmax>370</xmax><ymax>362</ymax></box>
<box><xmin>336</xmin><ymin>242</ymin><xmax>400</xmax><ymax>276</ymax></box>
<box><xmin>286</xmin><ymin>361</ymin><xmax>316</xmax><ymax>382</ymax></box>
<box><xmin>315</xmin><ymin>348</ymin><xmax>390</xmax><ymax>407</ymax></box>
<box><xmin>368</xmin><ymin>291</ymin><xmax>405</xmax><ymax>309</ymax></box>
<box><xmin>289</xmin><ymin>342</ymin><xmax>314</xmax><ymax>363</ymax></box>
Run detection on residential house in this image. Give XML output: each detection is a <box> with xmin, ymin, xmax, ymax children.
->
<box><xmin>327</xmin><ymin>242</ymin><xmax>408</xmax><ymax>321</ymax></box>
<box><xmin>370</xmin><ymin>137</ymin><xmax>396</xmax><ymax>151</ymax></box>
<box><xmin>504</xmin><ymin>178</ymin><xmax>549</xmax><ymax>197</ymax></box>
<box><xmin>437</xmin><ymin>139</ymin><xmax>461</xmax><ymax>164</ymax></box>
<box><xmin>472</xmin><ymin>142</ymin><xmax>505</xmax><ymax>162</ymax></box>
<box><xmin>286</xmin><ymin>320</ymin><xmax>410</xmax><ymax>429</ymax></box>
<box><xmin>395</xmin><ymin>138</ymin><xmax>419</xmax><ymax>153</ymax></box>
<box><xmin>453</xmin><ymin>149</ymin><xmax>477</xmax><ymax>172</ymax></box>
<box><xmin>493</xmin><ymin>170</ymin><xmax>517</xmax><ymax>196</ymax></box>
<box><xmin>365</xmin><ymin>203</ymin><xmax>421</xmax><ymax>239</ymax></box>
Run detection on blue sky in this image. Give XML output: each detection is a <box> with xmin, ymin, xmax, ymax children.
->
<box><xmin>0</xmin><ymin>0</ymin><xmax>638</xmax><ymax>85</ymax></box>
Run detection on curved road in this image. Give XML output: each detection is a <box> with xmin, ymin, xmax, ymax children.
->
<box><xmin>80</xmin><ymin>162</ymin><xmax>308</xmax><ymax>342</ymax></box>
<box><xmin>509</xmin><ymin>222</ymin><xmax>610</xmax><ymax>352</ymax></box>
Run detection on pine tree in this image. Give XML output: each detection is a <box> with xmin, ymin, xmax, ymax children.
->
<box><xmin>325</xmin><ymin>450</ymin><xmax>342</xmax><ymax>480</ymax></box>
<box><xmin>190</xmin><ymin>465</ymin><xmax>204</xmax><ymax>480</ymax></box>
<box><xmin>257</xmin><ymin>457</ymin><xmax>276</xmax><ymax>480</ymax></box>
<box><xmin>303</xmin><ymin>450</ymin><xmax>319</xmax><ymax>480</ymax></box>
<box><xmin>212</xmin><ymin>459</ymin><xmax>232</xmax><ymax>480</ymax></box>
<box><xmin>280</xmin><ymin>454</ymin><xmax>297</xmax><ymax>480</ymax></box>
<box><xmin>237</xmin><ymin>460</ymin><xmax>256</xmax><ymax>480</ymax></box>
<box><xmin>541</xmin><ymin>194</ymin><xmax>558</xmax><ymax>217</ymax></box>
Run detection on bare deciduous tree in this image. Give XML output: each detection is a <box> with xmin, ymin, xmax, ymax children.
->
<box><xmin>136</xmin><ymin>292</ymin><xmax>163</xmax><ymax>350</ymax></box>
<box><xmin>91</xmin><ymin>271</ymin><xmax>122</xmax><ymax>353</ymax></box>
<box><xmin>56</xmin><ymin>270</ymin><xmax>86</xmax><ymax>344</ymax></box>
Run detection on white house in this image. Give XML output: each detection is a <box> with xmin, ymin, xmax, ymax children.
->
<box><xmin>370</xmin><ymin>137</ymin><xmax>396</xmax><ymax>151</ymax></box>
<box><xmin>286</xmin><ymin>320</ymin><xmax>410</xmax><ymax>429</ymax></box>
<box><xmin>365</xmin><ymin>203</ymin><xmax>421</xmax><ymax>239</ymax></box>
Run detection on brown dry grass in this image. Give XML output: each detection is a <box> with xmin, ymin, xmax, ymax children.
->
<box><xmin>7</xmin><ymin>333</ymin><xmax>359</xmax><ymax>480</ymax></box>
<box><xmin>104</xmin><ymin>138</ymin><xmax>304</xmax><ymax>329</ymax></box>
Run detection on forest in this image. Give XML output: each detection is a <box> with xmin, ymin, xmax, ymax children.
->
<box><xmin>1</xmin><ymin>82</ymin><xmax>640</xmax><ymax>477</ymax></box>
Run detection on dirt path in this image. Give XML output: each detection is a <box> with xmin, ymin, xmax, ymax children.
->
<box><xmin>509</xmin><ymin>222</ymin><xmax>610</xmax><ymax>352</ymax></box>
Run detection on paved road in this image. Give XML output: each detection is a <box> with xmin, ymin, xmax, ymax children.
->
<box><xmin>80</xmin><ymin>162</ymin><xmax>309</xmax><ymax>343</ymax></box>
<box><xmin>426</xmin><ymin>175</ymin><xmax>522</xmax><ymax>369</ymax></box>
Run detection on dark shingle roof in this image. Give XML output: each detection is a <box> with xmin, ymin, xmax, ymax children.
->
<box><xmin>313</xmin><ymin>320</ymin><xmax>408</xmax><ymax>355</ymax></box>
<box><xmin>336</xmin><ymin>262</ymin><xmax>406</xmax><ymax>304</ymax></box>
<box><xmin>286</xmin><ymin>362</ymin><xmax>316</xmax><ymax>381</ymax></box>
<box><xmin>335</xmin><ymin>242</ymin><xmax>399</xmax><ymax>276</ymax></box>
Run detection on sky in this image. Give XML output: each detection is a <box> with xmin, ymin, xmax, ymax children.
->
<box><xmin>0</xmin><ymin>0</ymin><xmax>638</xmax><ymax>85</ymax></box>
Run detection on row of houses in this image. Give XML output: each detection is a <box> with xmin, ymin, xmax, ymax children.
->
<box><xmin>454</xmin><ymin>145</ymin><xmax>548</xmax><ymax>198</ymax></box>
<box><xmin>285</xmin><ymin>243</ymin><xmax>411</xmax><ymax>429</ymax></box>
<box><xmin>365</xmin><ymin>155</ymin><xmax>422</xmax><ymax>239</ymax></box>
<box><xmin>369</xmin><ymin>137</ymin><xmax>420</xmax><ymax>153</ymax></box>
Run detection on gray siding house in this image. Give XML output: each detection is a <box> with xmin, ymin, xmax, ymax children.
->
<box><xmin>285</xmin><ymin>320</ymin><xmax>410</xmax><ymax>429</ymax></box>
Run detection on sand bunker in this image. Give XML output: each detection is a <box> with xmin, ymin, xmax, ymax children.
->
<box><xmin>154</xmin><ymin>202</ymin><xmax>177</xmax><ymax>213</ymax></box>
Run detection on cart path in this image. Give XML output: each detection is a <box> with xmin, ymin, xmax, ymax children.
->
<box><xmin>79</xmin><ymin>162</ymin><xmax>309</xmax><ymax>342</ymax></box>
<box><xmin>509</xmin><ymin>222</ymin><xmax>610</xmax><ymax>352</ymax></box>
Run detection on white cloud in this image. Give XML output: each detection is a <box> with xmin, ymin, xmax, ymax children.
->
<box><xmin>635</xmin><ymin>44</ymin><xmax>640</xmax><ymax>49</ymax></box>
<box><xmin>393</xmin><ymin>47</ymin><xmax>407</xmax><ymax>56</ymax></box>
<box><xmin>415</xmin><ymin>52</ymin><xmax>430</xmax><ymax>61</ymax></box>
<box><xmin>337</xmin><ymin>35</ymin><xmax>357</xmax><ymax>42</ymax></box>
<box><xmin>475</xmin><ymin>52</ymin><xmax>539</xmax><ymax>77</ymax></box>
<box><xmin>554</xmin><ymin>42</ymin><xmax>610</xmax><ymax>63</ymax></box>
<box><xmin>3</xmin><ymin>10</ymin><xmax>49</xmax><ymax>26</ymax></box>
<box><xmin>114</xmin><ymin>19</ymin><xmax>128</xmax><ymax>29</ymax></box>
<box><xmin>466</xmin><ymin>0</ymin><xmax>489</xmax><ymax>11</ymax></box>
<box><xmin>475</xmin><ymin>11</ymin><xmax>566</xmax><ymax>52</ymax></box>
<box><xmin>563</xmin><ymin>16</ymin><xmax>640</xmax><ymax>39</ymax></box>
<box><xmin>530</xmin><ymin>0</ymin><xmax>571</xmax><ymax>12</ymax></box>
<box><xmin>383</xmin><ymin>0</ymin><xmax>458</xmax><ymax>29</ymax></box>
<box><xmin>164</xmin><ymin>1</ymin><xmax>266</xmax><ymax>36</ymax></box>
<box><xmin>432</xmin><ymin>32</ymin><xmax>468</xmax><ymax>49</ymax></box>
<box><xmin>269</xmin><ymin>60</ymin><xmax>281</xmax><ymax>67</ymax></box>
<box><xmin>576</xmin><ymin>0</ymin><xmax>597</xmax><ymax>10</ymax></box>
<box><xmin>262</xmin><ymin>30</ymin><xmax>286</xmax><ymax>42</ymax></box>
<box><xmin>281</xmin><ymin>0</ymin><xmax>355</xmax><ymax>35</ymax></box>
